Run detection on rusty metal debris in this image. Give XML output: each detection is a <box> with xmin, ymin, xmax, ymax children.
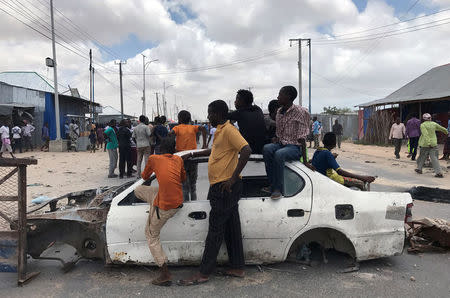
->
<box><xmin>407</xmin><ymin>217</ymin><xmax>450</xmax><ymax>253</ymax></box>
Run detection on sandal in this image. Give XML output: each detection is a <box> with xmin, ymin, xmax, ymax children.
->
<box><xmin>177</xmin><ymin>274</ymin><xmax>209</xmax><ymax>286</ymax></box>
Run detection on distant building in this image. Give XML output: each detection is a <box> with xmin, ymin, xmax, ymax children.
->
<box><xmin>357</xmin><ymin>63</ymin><xmax>450</xmax><ymax>142</ymax></box>
<box><xmin>0</xmin><ymin>71</ymin><xmax>101</xmax><ymax>147</ymax></box>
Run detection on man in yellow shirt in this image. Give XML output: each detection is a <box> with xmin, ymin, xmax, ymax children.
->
<box><xmin>415</xmin><ymin>113</ymin><xmax>448</xmax><ymax>178</ymax></box>
<box><xmin>179</xmin><ymin>100</ymin><xmax>252</xmax><ymax>286</ymax></box>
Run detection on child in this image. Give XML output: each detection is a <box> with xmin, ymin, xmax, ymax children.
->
<box><xmin>135</xmin><ymin>136</ymin><xmax>186</xmax><ymax>286</ymax></box>
<box><xmin>89</xmin><ymin>129</ymin><xmax>97</xmax><ymax>153</ymax></box>
<box><xmin>312</xmin><ymin>132</ymin><xmax>375</xmax><ymax>190</ymax></box>
<box><xmin>170</xmin><ymin>110</ymin><xmax>207</xmax><ymax>201</ymax></box>
<box><xmin>0</xmin><ymin>122</ymin><xmax>15</xmax><ymax>158</ymax></box>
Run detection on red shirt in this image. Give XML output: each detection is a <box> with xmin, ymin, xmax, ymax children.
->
<box><xmin>141</xmin><ymin>154</ymin><xmax>186</xmax><ymax>210</ymax></box>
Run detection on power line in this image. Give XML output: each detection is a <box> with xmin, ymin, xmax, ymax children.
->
<box><xmin>314</xmin><ymin>17</ymin><xmax>450</xmax><ymax>44</ymax></box>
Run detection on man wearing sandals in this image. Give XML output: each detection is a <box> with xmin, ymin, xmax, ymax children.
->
<box><xmin>136</xmin><ymin>136</ymin><xmax>186</xmax><ymax>286</ymax></box>
<box><xmin>415</xmin><ymin>113</ymin><xmax>448</xmax><ymax>178</ymax></box>
<box><xmin>179</xmin><ymin>100</ymin><xmax>252</xmax><ymax>286</ymax></box>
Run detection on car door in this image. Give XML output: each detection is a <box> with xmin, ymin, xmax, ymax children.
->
<box><xmin>106</xmin><ymin>160</ymin><xmax>211</xmax><ymax>265</ymax></box>
<box><xmin>237</xmin><ymin>159</ymin><xmax>313</xmax><ymax>264</ymax></box>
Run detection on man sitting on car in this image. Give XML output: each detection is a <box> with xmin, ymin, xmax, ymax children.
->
<box><xmin>135</xmin><ymin>136</ymin><xmax>186</xmax><ymax>286</ymax></box>
<box><xmin>262</xmin><ymin>86</ymin><xmax>313</xmax><ymax>199</ymax></box>
<box><xmin>312</xmin><ymin>132</ymin><xmax>375</xmax><ymax>190</ymax></box>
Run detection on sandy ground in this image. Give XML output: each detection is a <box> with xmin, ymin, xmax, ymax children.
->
<box><xmin>333</xmin><ymin>142</ymin><xmax>449</xmax><ymax>190</ymax></box>
<box><xmin>3</xmin><ymin>141</ymin><xmax>449</xmax><ymax>204</ymax></box>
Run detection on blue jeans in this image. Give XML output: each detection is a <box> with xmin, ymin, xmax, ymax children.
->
<box><xmin>263</xmin><ymin>143</ymin><xmax>301</xmax><ymax>193</ymax></box>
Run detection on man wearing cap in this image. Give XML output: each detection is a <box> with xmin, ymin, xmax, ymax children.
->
<box><xmin>415</xmin><ymin>113</ymin><xmax>448</xmax><ymax>178</ymax></box>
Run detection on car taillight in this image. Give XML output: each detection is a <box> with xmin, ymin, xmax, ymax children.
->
<box><xmin>405</xmin><ymin>203</ymin><xmax>413</xmax><ymax>224</ymax></box>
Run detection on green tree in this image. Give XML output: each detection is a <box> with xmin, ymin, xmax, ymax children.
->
<box><xmin>322</xmin><ymin>106</ymin><xmax>353</xmax><ymax>115</ymax></box>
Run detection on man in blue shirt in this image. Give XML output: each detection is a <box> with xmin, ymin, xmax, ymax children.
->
<box><xmin>312</xmin><ymin>117</ymin><xmax>321</xmax><ymax>149</ymax></box>
<box><xmin>105</xmin><ymin>119</ymin><xmax>119</xmax><ymax>178</ymax></box>
<box><xmin>312</xmin><ymin>132</ymin><xmax>375</xmax><ymax>190</ymax></box>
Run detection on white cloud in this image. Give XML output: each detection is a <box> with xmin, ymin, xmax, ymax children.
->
<box><xmin>0</xmin><ymin>0</ymin><xmax>449</xmax><ymax>120</ymax></box>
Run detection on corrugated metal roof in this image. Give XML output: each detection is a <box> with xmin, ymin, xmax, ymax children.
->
<box><xmin>100</xmin><ymin>105</ymin><xmax>134</xmax><ymax>118</ymax></box>
<box><xmin>0</xmin><ymin>71</ymin><xmax>55</xmax><ymax>93</ymax></box>
<box><xmin>358</xmin><ymin>63</ymin><xmax>450</xmax><ymax>107</ymax></box>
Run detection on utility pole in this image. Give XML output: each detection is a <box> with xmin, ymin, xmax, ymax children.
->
<box><xmin>89</xmin><ymin>49</ymin><xmax>93</xmax><ymax>121</ymax></box>
<box><xmin>115</xmin><ymin>60</ymin><xmax>126</xmax><ymax>119</ymax></box>
<box><xmin>50</xmin><ymin>0</ymin><xmax>61</xmax><ymax>139</ymax></box>
<box><xmin>142</xmin><ymin>54</ymin><xmax>146</xmax><ymax>116</ymax></box>
<box><xmin>163</xmin><ymin>82</ymin><xmax>173</xmax><ymax>116</ymax></box>
<box><xmin>155</xmin><ymin>92</ymin><xmax>160</xmax><ymax>116</ymax></box>
<box><xmin>307</xmin><ymin>39</ymin><xmax>311</xmax><ymax>113</ymax></box>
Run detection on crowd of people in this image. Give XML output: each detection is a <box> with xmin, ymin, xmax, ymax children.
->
<box><xmin>389</xmin><ymin>112</ymin><xmax>449</xmax><ymax>178</ymax></box>
<box><xmin>130</xmin><ymin>86</ymin><xmax>378</xmax><ymax>286</ymax></box>
<box><xmin>0</xmin><ymin>119</ymin><xmax>37</xmax><ymax>158</ymax></box>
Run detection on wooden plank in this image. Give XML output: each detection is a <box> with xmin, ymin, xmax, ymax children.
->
<box><xmin>0</xmin><ymin>196</ymin><xmax>18</xmax><ymax>201</ymax></box>
<box><xmin>0</xmin><ymin>158</ymin><xmax>37</xmax><ymax>167</ymax></box>
<box><xmin>0</xmin><ymin>167</ymin><xmax>18</xmax><ymax>186</ymax></box>
<box><xmin>17</xmin><ymin>165</ymin><xmax>27</xmax><ymax>282</ymax></box>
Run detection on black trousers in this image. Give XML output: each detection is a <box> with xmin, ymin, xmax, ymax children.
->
<box><xmin>393</xmin><ymin>138</ymin><xmax>402</xmax><ymax>157</ymax></box>
<box><xmin>119</xmin><ymin>146</ymin><xmax>132</xmax><ymax>176</ymax></box>
<box><xmin>12</xmin><ymin>138</ymin><xmax>22</xmax><ymax>153</ymax></box>
<box><xmin>409</xmin><ymin>137</ymin><xmax>419</xmax><ymax>160</ymax></box>
<box><xmin>199</xmin><ymin>180</ymin><xmax>245</xmax><ymax>275</ymax></box>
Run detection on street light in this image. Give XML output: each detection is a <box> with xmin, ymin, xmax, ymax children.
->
<box><xmin>163</xmin><ymin>82</ymin><xmax>174</xmax><ymax>116</ymax></box>
<box><xmin>142</xmin><ymin>55</ymin><xmax>158</xmax><ymax>116</ymax></box>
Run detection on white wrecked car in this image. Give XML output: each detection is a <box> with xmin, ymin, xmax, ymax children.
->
<box><xmin>26</xmin><ymin>153</ymin><xmax>413</xmax><ymax>269</ymax></box>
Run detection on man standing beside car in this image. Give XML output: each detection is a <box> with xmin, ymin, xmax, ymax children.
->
<box><xmin>136</xmin><ymin>136</ymin><xmax>186</xmax><ymax>286</ymax></box>
<box><xmin>179</xmin><ymin>100</ymin><xmax>252</xmax><ymax>286</ymax></box>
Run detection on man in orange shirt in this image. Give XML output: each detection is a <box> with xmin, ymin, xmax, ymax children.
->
<box><xmin>135</xmin><ymin>136</ymin><xmax>186</xmax><ymax>286</ymax></box>
<box><xmin>179</xmin><ymin>100</ymin><xmax>252</xmax><ymax>286</ymax></box>
<box><xmin>170</xmin><ymin>110</ymin><xmax>207</xmax><ymax>201</ymax></box>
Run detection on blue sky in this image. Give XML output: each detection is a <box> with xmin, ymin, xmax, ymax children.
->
<box><xmin>107</xmin><ymin>3</ymin><xmax>196</xmax><ymax>60</ymax></box>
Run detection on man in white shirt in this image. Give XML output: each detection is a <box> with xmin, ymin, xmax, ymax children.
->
<box><xmin>0</xmin><ymin>122</ymin><xmax>15</xmax><ymax>158</ymax></box>
<box><xmin>389</xmin><ymin>117</ymin><xmax>406</xmax><ymax>159</ymax></box>
<box><xmin>207</xmin><ymin>126</ymin><xmax>216</xmax><ymax>147</ymax></box>
<box><xmin>132</xmin><ymin>115</ymin><xmax>152</xmax><ymax>176</ymax></box>
<box><xmin>11</xmin><ymin>125</ymin><xmax>22</xmax><ymax>153</ymax></box>
<box><xmin>22</xmin><ymin>120</ymin><xmax>35</xmax><ymax>151</ymax></box>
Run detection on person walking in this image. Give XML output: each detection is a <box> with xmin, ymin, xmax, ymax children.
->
<box><xmin>132</xmin><ymin>115</ymin><xmax>152</xmax><ymax>177</ymax></box>
<box><xmin>170</xmin><ymin>110</ymin><xmax>207</xmax><ymax>201</ymax></box>
<box><xmin>178</xmin><ymin>100</ymin><xmax>252</xmax><ymax>286</ymax></box>
<box><xmin>406</xmin><ymin>115</ymin><xmax>421</xmax><ymax>160</ymax></box>
<box><xmin>117</xmin><ymin>119</ymin><xmax>133</xmax><ymax>178</ymax></box>
<box><xmin>11</xmin><ymin>125</ymin><xmax>22</xmax><ymax>154</ymax></box>
<box><xmin>415</xmin><ymin>113</ymin><xmax>448</xmax><ymax>178</ymax></box>
<box><xmin>332</xmin><ymin>119</ymin><xmax>344</xmax><ymax>149</ymax></box>
<box><xmin>22</xmin><ymin>120</ymin><xmax>35</xmax><ymax>151</ymax></box>
<box><xmin>104</xmin><ymin>119</ymin><xmax>119</xmax><ymax>178</ymax></box>
<box><xmin>135</xmin><ymin>137</ymin><xmax>186</xmax><ymax>286</ymax></box>
<box><xmin>0</xmin><ymin>122</ymin><xmax>15</xmax><ymax>158</ymax></box>
<box><xmin>389</xmin><ymin>117</ymin><xmax>406</xmax><ymax>159</ymax></box>
<box><xmin>40</xmin><ymin>122</ymin><xmax>50</xmax><ymax>151</ymax></box>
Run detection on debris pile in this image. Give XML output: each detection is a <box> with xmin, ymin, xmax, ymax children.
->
<box><xmin>407</xmin><ymin>217</ymin><xmax>450</xmax><ymax>253</ymax></box>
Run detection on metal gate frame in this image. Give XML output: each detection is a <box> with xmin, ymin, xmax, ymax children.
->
<box><xmin>0</xmin><ymin>157</ymin><xmax>38</xmax><ymax>285</ymax></box>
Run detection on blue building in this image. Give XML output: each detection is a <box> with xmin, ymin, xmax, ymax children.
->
<box><xmin>0</xmin><ymin>71</ymin><xmax>101</xmax><ymax>146</ymax></box>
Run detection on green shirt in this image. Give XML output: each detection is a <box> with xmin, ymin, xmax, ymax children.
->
<box><xmin>418</xmin><ymin>121</ymin><xmax>448</xmax><ymax>148</ymax></box>
<box><xmin>104</xmin><ymin>127</ymin><xmax>118</xmax><ymax>150</ymax></box>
